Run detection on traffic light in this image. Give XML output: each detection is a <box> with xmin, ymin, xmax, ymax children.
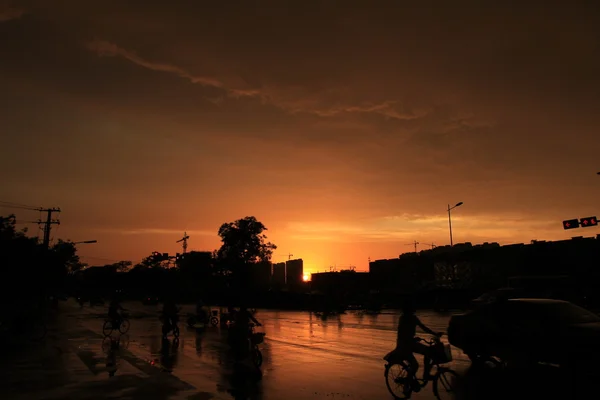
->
<box><xmin>579</xmin><ymin>216</ymin><xmax>598</xmax><ymax>228</ymax></box>
<box><xmin>562</xmin><ymin>219</ymin><xmax>580</xmax><ymax>230</ymax></box>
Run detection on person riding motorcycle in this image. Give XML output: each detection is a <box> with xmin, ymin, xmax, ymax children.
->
<box><xmin>395</xmin><ymin>300</ymin><xmax>443</xmax><ymax>383</ymax></box>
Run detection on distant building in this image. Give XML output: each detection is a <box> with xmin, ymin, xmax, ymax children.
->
<box><xmin>249</xmin><ymin>261</ymin><xmax>272</xmax><ymax>289</ymax></box>
<box><xmin>369</xmin><ymin>258</ymin><xmax>420</xmax><ymax>293</ymax></box>
<box><xmin>272</xmin><ymin>262</ymin><xmax>286</xmax><ymax>287</ymax></box>
<box><xmin>378</xmin><ymin>236</ymin><xmax>600</xmax><ymax>293</ymax></box>
<box><xmin>177</xmin><ymin>251</ymin><xmax>212</xmax><ymax>268</ymax></box>
<box><xmin>285</xmin><ymin>259</ymin><xmax>304</xmax><ymax>287</ymax></box>
<box><xmin>177</xmin><ymin>251</ymin><xmax>212</xmax><ymax>275</ymax></box>
<box><xmin>311</xmin><ymin>269</ymin><xmax>370</xmax><ymax>295</ymax></box>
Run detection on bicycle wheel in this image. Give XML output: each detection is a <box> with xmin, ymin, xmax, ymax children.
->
<box><xmin>210</xmin><ymin>317</ymin><xmax>219</xmax><ymax>327</ymax></box>
<box><xmin>385</xmin><ymin>363</ymin><xmax>413</xmax><ymax>400</ymax></box>
<box><xmin>433</xmin><ymin>368</ymin><xmax>459</xmax><ymax>400</ymax></box>
<box><xmin>252</xmin><ymin>347</ymin><xmax>263</xmax><ymax>367</ymax></box>
<box><xmin>118</xmin><ymin>319</ymin><xmax>130</xmax><ymax>334</ymax></box>
<box><xmin>102</xmin><ymin>320</ymin><xmax>114</xmax><ymax>336</ymax></box>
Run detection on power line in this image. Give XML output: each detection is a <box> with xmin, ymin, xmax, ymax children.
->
<box><xmin>0</xmin><ymin>202</ymin><xmax>61</xmax><ymax>246</ymax></box>
<box><xmin>0</xmin><ymin>203</ymin><xmax>40</xmax><ymax>212</ymax></box>
<box><xmin>0</xmin><ymin>200</ymin><xmax>40</xmax><ymax>209</ymax></box>
<box><xmin>37</xmin><ymin>207</ymin><xmax>61</xmax><ymax>249</ymax></box>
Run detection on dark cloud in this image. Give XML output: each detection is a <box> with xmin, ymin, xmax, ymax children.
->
<box><xmin>1</xmin><ymin>0</ymin><xmax>600</xmax><ymax>263</ymax></box>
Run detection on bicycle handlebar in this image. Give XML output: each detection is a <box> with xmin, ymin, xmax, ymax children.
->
<box><xmin>416</xmin><ymin>334</ymin><xmax>445</xmax><ymax>345</ymax></box>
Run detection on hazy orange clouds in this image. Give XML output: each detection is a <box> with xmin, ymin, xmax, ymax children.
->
<box><xmin>1</xmin><ymin>1</ymin><xmax>599</xmax><ymax>273</ymax></box>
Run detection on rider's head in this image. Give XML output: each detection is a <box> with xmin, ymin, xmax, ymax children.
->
<box><xmin>401</xmin><ymin>299</ymin><xmax>416</xmax><ymax>315</ymax></box>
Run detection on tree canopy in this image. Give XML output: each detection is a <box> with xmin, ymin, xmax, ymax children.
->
<box><xmin>216</xmin><ymin>216</ymin><xmax>277</xmax><ymax>268</ymax></box>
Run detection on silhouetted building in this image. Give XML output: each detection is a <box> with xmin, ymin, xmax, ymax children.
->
<box><xmin>387</xmin><ymin>236</ymin><xmax>600</xmax><ymax>294</ymax></box>
<box><xmin>311</xmin><ymin>269</ymin><xmax>370</xmax><ymax>296</ymax></box>
<box><xmin>249</xmin><ymin>261</ymin><xmax>272</xmax><ymax>289</ymax></box>
<box><xmin>285</xmin><ymin>259</ymin><xmax>304</xmax><ymax>287</ymax></box>
<box><xmin>272</xmin><ymin>262</ymin><xmax>286</xmax><ymax>288</ymax></box>
<box><xmin>177</xmin><ymin>251</ymin><xmax>212</xmax><ymax>269</ymax></box>
<box><xmin>369</xmin><ymin>258</ymin><xmax>422</xmax><ymax>293</ymax></box>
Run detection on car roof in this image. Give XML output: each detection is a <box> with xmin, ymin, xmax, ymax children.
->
<box><xmin>506</xmin><ymin>298</ymin><xmax>569</xmax><ymax>305</ymax></box>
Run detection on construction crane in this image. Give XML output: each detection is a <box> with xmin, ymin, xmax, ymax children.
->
<box><xmin>405</xmin><ymin>240</ymin><xmax>419</xmax><ymax>253</ymax></box>
<box><xmin>176</xmin><ymin>232</ymin><xmax>190</xmax><ymax>254</ymax></box>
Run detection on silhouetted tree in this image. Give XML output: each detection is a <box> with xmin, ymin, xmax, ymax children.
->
<box><xmin>215</xmin><ymin>216</ymin><xmax>277</xmax><ymax>291</ymax></box>
<box><xmin>51</xmin><ymin>239</ymin><xmax>83</xmax><ymax>272</ymax></box>
<box><xmin>139</xmin><ymin>253</ymin><xmax>169</xmax><ymax>268</ymax></box>
<box><xmin>216</xmin><ymin>216</ymin><xmax>276</xmax><ymax>264</ymax></box>
<box><xmin>107</xmin><ymin>260</ymin><xmax>132</xmax><ymax>273</ymax></box>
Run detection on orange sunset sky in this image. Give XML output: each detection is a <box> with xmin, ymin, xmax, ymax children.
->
<box><xmin>1</xmin><ymin>1</ymin><xmax>599</xmax><ymax>275</ymax></box>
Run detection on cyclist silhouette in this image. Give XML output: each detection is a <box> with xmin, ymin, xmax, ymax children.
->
<box><xmin>108</xmin><ymin>296</ymin><xmax>124</xmax><ymax>327</ymax></box>
<box><xmin>395</xmin><ymin>300</ymin><xmax>443</xmax><ymax>380</ymax></box>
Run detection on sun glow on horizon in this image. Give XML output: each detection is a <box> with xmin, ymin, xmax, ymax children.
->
<box><xmin>303</xmin><ymin>274</ymin><xmax>310</xmax><ymax>282</ymax></box>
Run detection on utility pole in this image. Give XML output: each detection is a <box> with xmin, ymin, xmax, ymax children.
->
<box><xmin>176</xmin><ymin>232</ymin><xmax>190</xmax><ymax>254</ymax></box>
<box><xmin>37</xmin><ymin>207</ymin><xmax>60</xmax><ymax>249</ymax></box>
<box><xmin>405</xmin><ymin>240</ymin><xmax>419</xmax><ymax>253</ymax></box>
<box><xmin>287</xmin><ymin>253</ymin><xmax>293</xmax><ymax>260</ymax></box>
<box><xmin>426</xmin><ymin>243</ymin><xmax>437</xmax><ymax>249</ymax></box>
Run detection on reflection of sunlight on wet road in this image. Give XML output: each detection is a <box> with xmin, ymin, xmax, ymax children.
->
<box><xmin>92</xmin><ymin>303</ymin><xmax>470</xmax><ymax>399</ymax></box>
<box><xmin>81</xmin><ymin>302</ymin><xmax>596</xmax><ymax>399</ymax></box>
<box><xmin>4</xmin><ymin>301</ymin><xmax>594</xmax><ymax>400</ymax></box>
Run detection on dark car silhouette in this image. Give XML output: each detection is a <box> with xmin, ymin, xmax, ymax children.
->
<box><xmin>448</xmin><ymin>298</ymin><xmax>600</xmax><ymax>368</ymax></box>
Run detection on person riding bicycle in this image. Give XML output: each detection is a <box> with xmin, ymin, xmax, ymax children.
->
<box><xmin>108</xmin><ymin>297</ymin><xmax>125</xmax><ymax>327</ymax></box>
<box><xmin>162</xmin><ymin>298</ymin><xmax>180</xmax><ymax>331</ymax></box>
<box><xmin>395</xmin><ymin>300</ymin><xmax>443</xmax><ymax>382</ymax></box>
<box><xmin>231</xmin><ymin>305</ymin><xmax>261</xmax><ymax>367</ymax></box>
<box><xmin>196</xmin><ymin>299</ymin><xmax>207</xmax><ymax>323</ymax></box>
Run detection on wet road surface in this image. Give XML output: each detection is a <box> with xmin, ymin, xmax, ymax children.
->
<box><xmin>0</xmin><ymin>300</ymin><xmax>593</xmax><ymax>399</ymax></box>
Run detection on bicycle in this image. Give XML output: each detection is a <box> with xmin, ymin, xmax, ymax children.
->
<box><xmin>161</xmin><ymin>313</ymin><xmax>180</xmax><ymax>339</ymax></box>
<box><xmin>102</xmin><ymin>312</ymin><xmax>130</xmax><ymax>336</ymax></box>
<box><xmin>102</xmin><ymin>333</ymin><xmax>130</xmax><ymax>353</ymax></box>
<box><xmin>384</xmin><ymin>336</ymin><xmax>458</xmax><ymax>400</ymax></box>
<box><xmin>248</xmin><ymin>322</ymin><xmax>265</xmax><ymax>367</ymax></box>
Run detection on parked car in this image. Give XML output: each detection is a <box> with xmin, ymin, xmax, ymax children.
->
<box><xmin>448</xmin><ymin>298</ymin><xmax>600</xmax><ymax>369</ymax></box>
<box><xmin>471</xmin><ymin>288</ymin><xmax>525</xmax><ymax>306</ymax></box>
<box><xmin>472</xmin><ymin>286</ymin><xmax>583</xmax><ymax>308</ymax></box>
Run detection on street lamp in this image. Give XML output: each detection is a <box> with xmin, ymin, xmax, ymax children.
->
<box><xmin>447</xmin><ymin>202</ymin><xmax>463</xmax><ymax>247</ymax></box>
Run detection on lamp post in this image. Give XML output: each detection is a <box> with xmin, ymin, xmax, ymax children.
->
<box><xmin>447</xmin><ymin>202</ymin><xmax>464</xmax><ymax>247</ymax></box>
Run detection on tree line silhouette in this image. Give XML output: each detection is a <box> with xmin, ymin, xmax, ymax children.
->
<box><xmin>70</xmin><ymin>216</ymin><xmax>279</xmax><ymax>304</ymax></box>
<box><xmin>0</xmin><ymin>214</ymin><xmax>81</xmax><ymax>310</ymax></box>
